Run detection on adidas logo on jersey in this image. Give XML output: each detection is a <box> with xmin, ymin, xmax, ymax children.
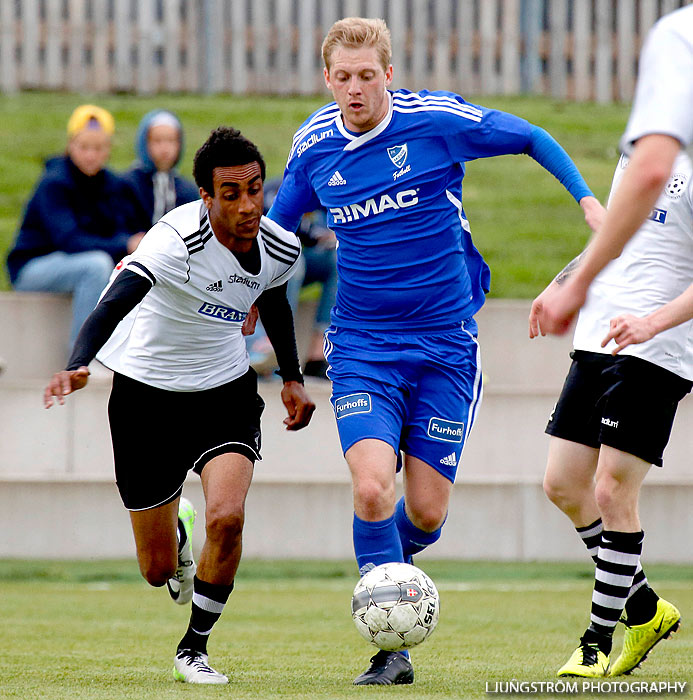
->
<box><xmin>328</xmin><ymin>170</ymin><xmax>347</xmax><ymax>186</ymax></box>
<box><xmin>206</xmin><ymin>280</ymin><xmax>223</xmax><ymax>292</ymax></box>
<box><xmin>440</xmin><ymin>452</ymin><xmax>457</xmax><ymax>467</ymax></box>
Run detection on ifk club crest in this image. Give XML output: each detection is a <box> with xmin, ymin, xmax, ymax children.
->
<box><xmin>387</xmin><ymin>143</ymin><xmax>408</xmax><ymax>169</ymax></box>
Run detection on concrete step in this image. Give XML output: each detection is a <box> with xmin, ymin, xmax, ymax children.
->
<box><xmin>0</xmin><ymin>292</ymin><xmax>573</xmax><ymax>389</ymax></box>
<box><xmin>474</xmin><ymin>300</ymin><xmax>574</xmax><ymax>390</ymax></box>
<box><xmin>2</xmin><ymin>475</ymin><xmax>691</xmax><ymax>561</ymax></box>
<box><xmin>3</xmin><ymin>376</ymin><xmax>693</xmax><ymax>483</ymax></box>
<box><xmin>0</xmin><ymin>292</ymin><xmax>72</xmax><ymax>379</ymax></box>
<box><xmin>3</xmin><ymin>376</ymin><xmax>692</xmax><ymax>561</ymax></box>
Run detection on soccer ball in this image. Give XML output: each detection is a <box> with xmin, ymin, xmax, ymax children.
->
<box><xmin>351</xmin><ymin>562</ymin><xmax>440</xmax><ymax>651</ymax></box>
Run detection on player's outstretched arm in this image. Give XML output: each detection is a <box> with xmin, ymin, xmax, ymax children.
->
<box><xmin>529</xmin><ymin>284</ymin><xmax>554</xmax><ymax>339</ymax></box>
<box><xmin>525</xmin><ymin>124</ymin><xmax>606</xmax><ymax>231</ymax></box>
<box><xmin>602</xmin><ymin>281</ymin><xmax>693</xmax><ymax>354</ymax></box>
<box><xmin>280</xmin><ymin>381</ymin><xmax>316</xmax><ymax>431</ymax></box>
<box><xmin>44</xmin><ymin>367</ymin><xmax>90</xmax><ymax>408</ymax></box>
<box><xmin>255</xmin><ymin>285</ymin><xmax>303</xmax><ymax>373</ymax></box>
<box><xmin>254</xmin><ymin>284</ymin><xmax>314</xmax><ymax>429</ymax></box>
<box><xmin>43</xmin><ymin>269</ymin><xmax>152</xmax><ymax>408</ymax></box>
<box><xmin>578</xmin><ymin>195</ymin><xmax>606</xmax><ymax>234</ymax></box>
<box><xmin>530</xmin><ymin>252</ymin><xmax>585</xmax><ymax>338</ymax></box>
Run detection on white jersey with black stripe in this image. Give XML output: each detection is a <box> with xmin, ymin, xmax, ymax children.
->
<box><xmin>573</xmin><ymin>152</ymin><xmax>693</xmax><ymax>379</ymax></box>
<box><xmin>96</xmin><ymin>200</ymin><xmax>301</xmax><ymax>391</ymax></box>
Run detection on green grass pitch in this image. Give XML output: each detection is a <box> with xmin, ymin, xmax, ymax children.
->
<box><xmin>4</xmin><ymin>559</ymin><xmax>692</xmax><ymax>699</ymax></box>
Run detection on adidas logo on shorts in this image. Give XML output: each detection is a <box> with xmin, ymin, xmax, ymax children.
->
<box><xmin>327</xmin><ymin>170</ymin><xmax>347</xmax><ymax>186</ymax></box>
<box><xmin>206</xmin><ymin>279</ymin><xmax>223</xmax><ymax>292</ymax></box>
<box><xmin>439</xmin><ymin>452</ymin><xmax>457</xmax><ymax>467</ymax></box>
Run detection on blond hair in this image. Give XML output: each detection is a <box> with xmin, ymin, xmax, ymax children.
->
<box><xmin>322</xmin><ymin>17</ymin><xmax>392</xmax><ymax>72</ymax></box>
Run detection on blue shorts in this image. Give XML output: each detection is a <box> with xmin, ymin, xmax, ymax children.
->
<box><xmin>323</xmin><ymin>322</ymin><xmax>483</xmax><ymax>482</ymax></box>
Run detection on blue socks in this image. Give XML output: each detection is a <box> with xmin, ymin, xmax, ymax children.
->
<box><xmin>353</xmin><ymin>500</ymin><xmax>445</xmax><ymax>571</ymax></box>
<box><xmin>354</xmin><ymin>504</ymin><xmax>444</xmax><ymax>662</ymax></box>
<box><xmin>353</xmin><ymin>513</ymin><xmax>403</xmax><ymax>576</ymax></box>
<box><xmin>394</xmin><ymin>497</ymin><xmax>443</xmax><ymax>563</ymax></box>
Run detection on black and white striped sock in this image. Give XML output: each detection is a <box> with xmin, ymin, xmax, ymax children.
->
<box><xmin>588</xmin><ymin>530</ymin><xmax>644</xmax><ymax>643</ymax></box>
<box><xmin>178</xmin><ymin>576</ymin><xmax>234</xmax><ymax>654</ymax></box>
<box><xmin>576</xmin><ymin>519</ymin><xmax>603</xmax><ymax>562</ymax></box>
<box><xmin>576</xmin><ymin>519</ymin><xmax>648</xmax><ymax>599</ymax></box>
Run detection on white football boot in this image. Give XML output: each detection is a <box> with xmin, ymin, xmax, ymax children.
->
<box><xmin>166</xmin><ymin>496</ymin><xmax>196</xmax><ymax>605</ymax></box>
<box><xmin>173</xmin><ymin>649</ymin><xmax>228</xmax><ymax>684</ymax></box>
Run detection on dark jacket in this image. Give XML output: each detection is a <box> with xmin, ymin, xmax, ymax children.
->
<box><xmin>120</xmin><ymin>110</ymin><xmax>199</xmax><ymax>233</ymax></box>
<box><xmin>7</xmin><ymin>155</ymin><xmax>134</xmax><ymax>283</ymax></box>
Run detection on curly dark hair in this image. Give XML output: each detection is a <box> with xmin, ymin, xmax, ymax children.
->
<box><xmin>193</xmin><ymin>126</ymin><xmax>266</xmax><ymax>195</ymax></box>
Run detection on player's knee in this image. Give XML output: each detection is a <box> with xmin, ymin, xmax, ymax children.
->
<box><xmin>406</xmin><ymin>503</ymin><xmax>446</xmax><ymax>533</ymax></box>
<box><xmin>543</xmin><ymin>473</ymin><xmax>576</xmax><ymax>510</ymax></box>
<box><xmin>205</xmin><ymin>506</ymin><xmax>245</xmax><ymax>544</ymax></box>
<box><xmin>354</xmin><ymin>479</ymin><xmax>394</xmax><ymax>520</ymax></box>
<box><xmin>594</xmin><ymin>475</ymin><xmax>621</xmax><ymax>516</ymax></box>
<box><xmin>543</xmin><ymin>474</ymin><xmax>563</xmax><ymax>504</ymax></box>
<box><xmin>139</xmin><ymin>557</ymin><xmax>176</xmax><ymax>587</ymax></box>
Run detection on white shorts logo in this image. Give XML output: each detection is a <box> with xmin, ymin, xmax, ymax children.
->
<box><xmin>428</xmin><ymin>417</ymin><xmax>464</xmax><ymax>443</ymax></box>
<box><xmin>440</xmin><ymin>452</ymin><xmax>457</xmax><ymax>467</ymax></box>
<box><xmin>334</xmin><ymin>393</ymin><xmax>372</xmax><ymax>419</ymax></box>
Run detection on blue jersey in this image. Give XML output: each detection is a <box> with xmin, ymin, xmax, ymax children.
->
<box><xmin>268</xmin><ymin>89</ymin><xmax>535</xmax><ymax>331</ymax></box>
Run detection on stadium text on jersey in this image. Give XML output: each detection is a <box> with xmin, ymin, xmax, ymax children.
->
<box><xmin>296</xmin><ymin>129</ymin><xmax>334</xmax><ymax>158</ymax></box>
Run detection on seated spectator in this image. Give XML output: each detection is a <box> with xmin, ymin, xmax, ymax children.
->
<box><xmin>6</xmin><ymin>105</ymin><xmax>143</xmax><ymax>347</ymax></box>
<box><xmin>246</xmin><ymin>177</ymin><xmax>337</xmax><ymax>380</ymax></box>
<box><xmin>121</xmin><ymin>109</ymin><xmax>199</xmax><ymax>233</ymax></box>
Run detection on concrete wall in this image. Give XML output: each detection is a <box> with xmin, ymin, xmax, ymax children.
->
<box><xmin>1</xmin><ymin>292</ymin><xmax>691</xmax><ymax>561</ymax></box>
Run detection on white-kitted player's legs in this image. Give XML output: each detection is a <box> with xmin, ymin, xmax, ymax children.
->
<box><xmin>173</xmin><ymin>452</ymin><xmax>254</xmax><ymax>684</ymax></box>
<box><xmin>128</xmin><ymin>498</ymin><xmax>179</xmax><ymax>587</ymax></box>
<box><xmin>543</xmin><ymin>436</ymin><xmax>600</xmax><ymax>528</ymax></box>
<box><xmin>166</xmin><ymin>496</ymin><xmax>197</xmax><ymax>605</ymax></box>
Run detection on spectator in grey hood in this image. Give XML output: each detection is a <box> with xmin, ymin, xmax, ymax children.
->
<box><xmin>121</xmin><ymin>109</ymin><xmax>199</xmax><ymax>234</ymax></box>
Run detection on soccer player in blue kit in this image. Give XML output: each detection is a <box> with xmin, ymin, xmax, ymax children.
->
<box><xmin>268</xmin><ymin>17</ymin><xmax>606</xmax><ymax>685</ymax></box>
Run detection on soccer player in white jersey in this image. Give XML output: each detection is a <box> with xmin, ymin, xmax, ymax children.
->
<box><xmin>538</xmin><ymin>4</ymin><xmax>693</xmax><ymax>335</ymax></box>
<box><xmin>266</xmin><ymin>16</ymin><xmax>604</xmax><ymax>685</ymax></box>
<box><xmin>44</xmin><ymin>127</ymin><xmax>315</xmax><ymax>684</ymax></box>
<box><xmin>530</xmin><ymin>150</ymin><xmax>693</xmax><ymax>677</ymax></box>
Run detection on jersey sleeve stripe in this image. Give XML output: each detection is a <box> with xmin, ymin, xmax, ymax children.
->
<box><xmin>183</xmin><ymin>226</ymin><xmax>207</xmax><ymax>243</ymax></box>
<box><xmin>263</xmin><ymin>237</ymin><xmax>301</xmax><ymax>264</ymax></box>
<box><xmin>290</xmin><ymin>104</ymin><xmax>340</xmax><ymax>149</ymax></box>
<box><xmin>185</xmin><ymin>230</ymin><xmax>213</xmax><ymax>255</ymax></box>
<box><xmin>261</xmin><ymin>228</ymin><xmax>301</xmax><ymax>256</ymax></box>
<box><xmin>393</xmin><ymin>92</ymin><xmax>483</xmax><ymax>117</ymax></box>
<box><xmin>264</xmin><ymin>242</ymin><xmax>300</xmax><ymax>261</ymax></box>
<box><xmin>393</xmin><ymin>104</ymin><xmax>482</xmax><ymax>122</ymax></box>
<box><xmin>264</xmin><ymin>247</ymin><xmax>299</xmax><ymax>266</ymax></box>
<box><xmin>288</xmin><ymin>108</ymin><xmax>341</xmax><ymax>161</ymax></box>
<box><xmin>126</xmin><ymin>261</ymin><xmax>157</xmax><ymax>285</ymax></box>
<box><xmin>261</xmin><ymin>229</ymin><xmax>301</xmax><ymax>265</ymax></box>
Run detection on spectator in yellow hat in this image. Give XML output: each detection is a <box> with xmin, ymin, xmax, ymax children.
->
<box><xmin>6</xmin><ymin>105</ymin><xmax>144</xmax><ymax>350</ymax></box>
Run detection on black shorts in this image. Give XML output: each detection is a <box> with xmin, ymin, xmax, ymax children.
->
<box><xmin>546</xmin><ymin>350</ymin><xmax>691</xmax><ymax>467</ymax></box>
<box><xmin>108</xmin><ymin>369</ymin><xmax>264</xmax><ymax>511</ymax></box>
